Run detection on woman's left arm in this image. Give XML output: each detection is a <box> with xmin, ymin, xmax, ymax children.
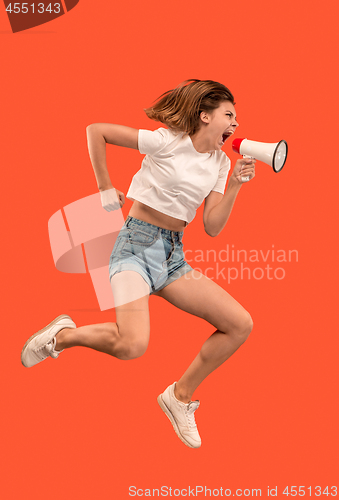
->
<box><xmin>203</xmin><ymin>158</ymin><xmax>256</xmax><ymax>237</ymax></box>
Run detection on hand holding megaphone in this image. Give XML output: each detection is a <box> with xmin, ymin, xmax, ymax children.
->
<box><xmin>232</xmin><ymin>138</ymin><xmax>288</xmax><ymax>182</ymax></box>
<box><xmin>232</xmin><ymin>156</ymin><xmax>256</xmax><ymax>184</ymax></box>
<box><xmin>240</xmin><ymin>154</ymin><xmax>255</xmax><ymax>182</ymax></box>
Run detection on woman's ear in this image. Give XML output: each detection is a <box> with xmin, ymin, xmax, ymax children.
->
<box><xmin>199</xmin><ymin>111</ymin><xmax>210</xmax><ymax>125</ymax></box>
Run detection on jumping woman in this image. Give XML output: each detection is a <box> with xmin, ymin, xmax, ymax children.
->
<box><xmin>21</xmin><ymin>79</ymin><xmax>256</xmax><ymax>449</ymax></box>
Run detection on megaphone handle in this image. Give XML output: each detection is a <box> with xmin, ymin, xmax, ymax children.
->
<box><xmin>241</xmin><ymin>154</ymin><xmax>252</xmax><ymax>182</ymax></box>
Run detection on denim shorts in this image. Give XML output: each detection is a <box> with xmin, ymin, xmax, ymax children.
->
<box><xmin>109</xmin><ymin>216</ymin><xmax>193</xmax><ymax>294</ymax></box>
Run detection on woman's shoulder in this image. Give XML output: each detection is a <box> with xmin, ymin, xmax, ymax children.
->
<box><xmin>210</xmin><ymin>149</ymin><xmax>231</xmax><ymax>169</ymax></box>
<box><xmin>140</xmin><ymin>126</ymin><xmax>181</xmax><ymax>138</ymax></box>
<box><xmin>139</xmin><ymin>127</ymin><xmax>184</xmax><ymax>156</ymax></box>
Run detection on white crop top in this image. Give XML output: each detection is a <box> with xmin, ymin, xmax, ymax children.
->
<box><xmin>126</xmin><ymin>127</ymin><xmax>231</xmax><ymax>223</ymax></box>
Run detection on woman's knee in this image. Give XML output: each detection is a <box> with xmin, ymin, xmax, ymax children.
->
<box><xmin>110</xmin><ymin>338</ymin><xmax>149</xmax><ymax>360</ymax></box>
<box><xmin>218</xmin><ymin>310</ymin><xmax>253</xmax><ymax>343</ymax></box>
<box><xmin>111</xmin><ymin>323</ymin><xmax>149</xmax><ymax>360</ymax></box>
<box><xmin>234</xmin><ymin>311</ymin><xmax>253</xmax><ymax>343</ymax></box>
<box><xmin>122</xmin><ymin>338</ymin><xmax>149</xmax><ymax>360</ymax></box>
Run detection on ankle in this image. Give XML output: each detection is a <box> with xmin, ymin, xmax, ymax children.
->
<box><xmin>174</xmin><ymin>383</ymin><xmax>192</xmax><ymax>404</ymax></box>
<box><xmin>55</xmin><ymin>327</ymin><xmax>73</xmax><ymax>351</ymax></box>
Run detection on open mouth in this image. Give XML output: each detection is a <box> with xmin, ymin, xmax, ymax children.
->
<box><xmin>222</xmin><ymin>131</ymin><xmax>233</xmax><ymax>143</ymax></box>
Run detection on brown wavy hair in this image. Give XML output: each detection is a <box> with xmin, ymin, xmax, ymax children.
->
<box><xmin>144</xmin><ymin>79</ymin><xmax>235</xmax><ymax>136</ymax></box>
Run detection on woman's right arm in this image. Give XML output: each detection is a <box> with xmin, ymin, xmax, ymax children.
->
<box><xmin>86</xmin><ymin>123</ymin><xmax>139</xmax><ymax>210</ymax></box>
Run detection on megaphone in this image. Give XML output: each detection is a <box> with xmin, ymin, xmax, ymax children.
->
<box><xmin>232</xmin><ymin>138</ymin><xmax>288</xmax><ymax>181</ymax></box>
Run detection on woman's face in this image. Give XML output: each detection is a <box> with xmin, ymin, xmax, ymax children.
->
<box><xmin>200</xmin><ymin>101</ymin><xmax>239</xmax><ymax>151</ymax></box>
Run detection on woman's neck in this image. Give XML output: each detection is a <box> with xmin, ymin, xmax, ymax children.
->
<box><xmin>190</xmin><ymin>128</ymin><xmax>212</xmax><ymax>154</ymax></box>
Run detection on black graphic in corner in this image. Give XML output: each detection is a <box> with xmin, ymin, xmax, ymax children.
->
<box><xmin>3</xmin><ymin>1</ymin><xmax>80</xmax><ymax>33</ymax></box>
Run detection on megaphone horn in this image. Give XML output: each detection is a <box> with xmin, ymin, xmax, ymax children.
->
<box><xmin>232</xmin><ymin>138</ymin><xmax>288</xmax><ymax>173</ymax></box>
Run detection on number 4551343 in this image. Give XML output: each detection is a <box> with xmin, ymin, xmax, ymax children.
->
<box><xmin>6</xmin><ymin>3</ymin><xmax>61</xmax><ymax>14</ymax></box>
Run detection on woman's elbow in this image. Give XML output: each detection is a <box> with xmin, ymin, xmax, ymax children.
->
<box><xmin>86</xmin><ymin>124</ymin><xmax>105</xmax><ymax>143</ymax></box>
<box><xmin>86</xmin><ymin>123</ymin><xmax>98</xmax><ymax>133</ymax></box>
<box><xmin>204</xmin><ymin>225</ymin><xmax>219</xmax><ymax>238</ymax></box>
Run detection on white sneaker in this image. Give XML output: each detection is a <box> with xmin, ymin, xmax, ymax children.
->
<box><xmin>21</xmin><ymin>314</ymin><xmax>76</xmax><ymax>368</ymax></box>
<box><xmin>157</xmin><ymin>382</ymin><xmax>201</xmax><ymax>448</ymax></box>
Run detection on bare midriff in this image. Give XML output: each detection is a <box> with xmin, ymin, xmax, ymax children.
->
<box><xmin>128</xmin><ymin>200</ymin><xmax>187</xmax><ymax>232</ymax></box>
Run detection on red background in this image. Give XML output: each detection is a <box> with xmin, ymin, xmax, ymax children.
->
<box><xmin>1</xmin><ymin>1</ymin><xmax>338</xmax><ymax>498</ymax></box>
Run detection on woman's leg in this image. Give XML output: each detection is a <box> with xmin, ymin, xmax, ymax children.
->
<box><xmin>155</xmin><ymin>269</ymin><xmax>253</xmax><ymax>402</ymax></box>
<box><xmin>56</xmin><ymin>271</ymin><xmax>151</xmax><ymax>360</ymax></box>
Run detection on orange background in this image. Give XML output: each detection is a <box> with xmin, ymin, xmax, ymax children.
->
<box><xmin>1</xmin><ymin>1</ymin><xmax>338</xmax><ymax>498</ymax></box>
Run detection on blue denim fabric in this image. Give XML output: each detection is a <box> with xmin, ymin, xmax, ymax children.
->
<box><xmin>109</xmin><ymin>216</ymin><xmax>192</xmax><ymax>294</ymax></box>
